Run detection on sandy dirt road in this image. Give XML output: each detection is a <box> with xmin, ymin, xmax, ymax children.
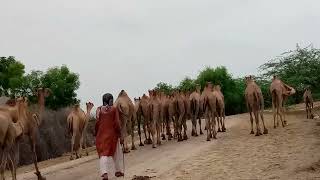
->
<box><xmin>16</xmin><ymin>106</ymin><xmax>320</xmax><ymax>180</ymax></box>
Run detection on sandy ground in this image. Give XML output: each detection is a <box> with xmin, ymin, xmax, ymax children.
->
<box><xmin>14</xmin><ymin>104</ymin><xmax>320</xmax><ymax>180</ymax></box>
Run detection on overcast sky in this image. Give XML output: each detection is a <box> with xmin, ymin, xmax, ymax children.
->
<box><xmin>1</xmin><ymin>0</ymin><xmax>320</xmax><ymax>107</ymax></box>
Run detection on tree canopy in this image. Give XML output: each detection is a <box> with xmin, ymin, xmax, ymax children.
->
<box><xmin>0</xmin><ymin>57</ymin><xmax>80</xmax><ymax>109</ymax></box>
<box><xmin>260</xmin><ymin>44</ymin><xmax>320</xmax><ymax>103</ymax></box>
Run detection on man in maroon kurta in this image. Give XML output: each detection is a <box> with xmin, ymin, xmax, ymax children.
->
<box><xmin>95</xmin><ymin>93</ymin><xmax>124</xmax><ymax>180</ymax></box>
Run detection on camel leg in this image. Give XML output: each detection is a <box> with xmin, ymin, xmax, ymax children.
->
<box><xmin>131</xmin><ymin>121</ymin><xmax>137</xmax><ymax>151</ymax></box>
<box><xmin>260</xmin><ymin>110</ymin><xmax>268</xmax><ymax>134</ymax></box>
<box><xmin>8</xmin><ymin>149</ymin><xmax>17</xmax><ymax>180</ymax></box>
<box><xmin>272</xmin><ymin>100</ymin><xmax>277</xmax><ymax>129</ymax></box>
<box><xmin>222</xmin><ymin>109</ymin><xmax>226</xmax><ymax>132</ymax></box>
<box><xmin>70</xmin><ymin>134</ymin><xmax>75</xmax><ymax>160</ymax></box>
<box><xmin>278</xmin><ymin>96</ymin><xmax>285</xmax><ymax>127</ymax></box>
<box><xmin>199</xmin><ymin>118</ymin><xmax>203</xmax><ymax>135</ymax></box>
<box><xmin>249</xmin><ymin>111</ymin><xmax>254</xmax><ymax>134</ymax></box>
<box><xmin>183</xmin><ymin>119</ymin><xmax>188</xmax><ymax>140</ymax></box>
<box><xmin>177</xmin><ymin>114</ymin><xmax>184</xmax><ymax>142</ymax></box>
<box><xmin>217</xmin><ymin>113</ymin><xmax>221</xmax><ymax>132</ymax></box>
<box><xmin>212</xmin><ymin>112</ymin><xmax>217</xmax><ymax>139</ymax></box>
<box><xmin>0</xmin><ymin>150</ymin><xmax>6</xmax><ymax>180</ymax></box>
<box><xmin>157</xmin><ymin>122</ymin><xmax>162</xmax><ymax>145</ymax></box>
<box><xmin>143</xmin><ymin>122</ymin><xmax>147</xmax><ymax>143</ymax></box>
<box><xmin>254</xmin><ymin>111</ymin><xmax>262</xmax><ymax>136</ymax></box>
<box><xmin>151</xmin><ymin>121</ymin><xmax>157</xmax><ymax>148</ymax></box>
<box><xmin>83</xmin><ymin>131</ymin><xmax>89</xmax><ymax>156</ymax></box>
<box><xmin>205</xmin><ymin>112</ymin><xmax>211</xmax><ymax>141</ymax></box>
<box><xmin>191</xmin><ymin>115</ymin><xmax>196</xmax><ymax>136</ymax></box>
<box><xmin>138</xmin><ymin>118</ymin><xmax>144</xmax><ymax>146</ymax></box>
<box><xmin>166</xmin><ymin>118</ymin><xmax>172</xmax><ymax>140</ymax></box>
<box><xmin>79</xmin><ymin>134</ymin><xmax>84</xmax><ymax>158</ymax></box>
<box><xmin>29</xmin><ymin>134</ymin><xmax>45</xmax><ymax>180</ymax></box>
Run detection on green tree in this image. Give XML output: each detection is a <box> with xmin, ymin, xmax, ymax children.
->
<box><xmin>260</xmin><ymin>44</ymin><xmax>320</xmax><ymax>103</ymax></box>
<box><xmin>0</xmin><ymin>56</ymin><xmax>25</xmax><ymax>96</ymax></box>
<box><xmin>178</xmin><ymin>77</ymin><xmax>196</xmax><ymax>92</ymax></box>
<box><xmin>41</xmin><ymin>65</ymin><xmax>80</xmax><ymax>110</ymax></box>
<box><xmin>154</xmin><ymin>82</ymin><xmax>174</xmax><ymax>95</ymax></box>
<box><xmin>196</xmin><ymin>66</ymin><xmax>245</xmax><ymax>115</ymax></box>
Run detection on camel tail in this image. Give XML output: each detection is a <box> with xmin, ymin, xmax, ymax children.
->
<box><xmin>67</xmin><ymin>116</ymin><xmax>73</xmax><ymax>135</ymax></box>
<box><xmin>190</xmin><ymin>99</ymin><xmax>196</xmax><ymax>115</ymax></box>
<box><xmin>272</xmin><ymin>90</ymin><xmax>279</xmax><ymax>109</ymax></box>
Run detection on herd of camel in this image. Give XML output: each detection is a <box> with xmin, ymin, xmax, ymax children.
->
<box><xmin>0</xmin><ymin>75</ymin><xmax>315</xmax><ymax>180</ymax></box>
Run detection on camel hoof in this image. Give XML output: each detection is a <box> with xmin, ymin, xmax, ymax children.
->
<box><xmin>131</xmin><ymin>146</ymin><xmax>137</xmax><ymax>150</ymax></box>
<box><xmin>222</xmin><ymin>127</ymin><xmax>226</xmax><ymax>132</ymax></box>
<box><xmin>161</xmin><ymin>134</ymin><xmax>166</xmax><ymax>140</ymax></box>
<box><xmin>213</xmin><ymin>136</ymin><xmax>217</xmax><ymax>139</ymax></box>
<box><xmin>218</xmin><ymin>129</ymin><xmax>221</xmax><ymax>132</ymax></box>
<box><xmin>183</xmin><ymin>135</ymin><xmax>188</xmax><ymax>140</ymax></box>
<box><xmin>207</xmin><ymin>138</ymin><xmax>211</xmax><ymax>141</ymax></box>
<box><xmin>139</xmin><ymin>143</ymin><xmax>144</xmax><ymax>147</ymax></box>
<box><xmin>152</xmin><ymin>145</ymin><xmax>156</xmax><ymax>148</ymax></box>
<box><xmin>263</xmin><ymin>129</ymin><xmax>269</xmax><ymax>134</ymax></box>
<box><xmin>70</xmin><ymin>156</ymin><xmax>74</xmax><ymax>160</ymax></box>
<box><xmin>255</xmin><ymin>133</ymin><xmax>260</xmax><ymax>137</ymax></box>
<box><xmin>250</xmin><ymin>131</ymin><xmax>254</xmax><ymax>135</ymax></box>
<box><xmin>274</xmin><ymin>126</ymin><xmax>277</xmax><ymax>129</ymax></box>
<box><xmin>123</xmin><ymin>149</ymin><xmax>130</xmax><ymax>154</ymax></box>
<box><xmin>86</xmin><ymin>152</ymin><xmax>89</xmax><ymax>156</ymax></box>
<box><xmin>195</xmin><ymin>133</ymin><xmax>199</xmax><ymax>137</ymax></box>
<box><xmin>200</xmin><ymin>131</ymin><xmax>204</xmax><ymax>135</ymax></box>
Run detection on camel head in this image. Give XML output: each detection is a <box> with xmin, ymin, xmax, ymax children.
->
<box><xmin>37</xmin><ymin>88</ymin><xmax>51</xmax><ymax>98</ymax></box>
<box><xmin>196</xmin><ymin>84</ymin><xmax>201</xmax><ymax>93</ymax></box>
<box><xmin>206</xmin><ymin>82</ymin><xmax>213</xmax><ymax>91</ymax></box>
<box><xmin>134</xmin><ymin>97</ymin><xmax>141</xmax><ymax>104</ymax></box>
<box><xmin>86</xmin><ymin>102</ymin><xmax>94</xmax><ymax>112</ymax></box>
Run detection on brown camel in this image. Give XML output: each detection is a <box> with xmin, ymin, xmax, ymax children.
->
<box><xmin>213</xmin><ymin>85</ymin><xmax>226</xmax><ymax>132</ymax></box>
<box><xmin>114</xmin><ymin>90</ymin><xmax>136</xmax><ymax>153</ymax></box>
<box><xmin>20</xmin><ymin>88</ymin><xmax>50</xmax><ymax>180</ymax></box>
<box><xmin>175</xmin><ymin>91</ymin><xmax>187</xmax><ymax>142</ymax></box>
<box><xmin>245</xmin><ymin>76</ymin><xmax>268</xmax><ymax>136</ymax></box>
<box><xmin>270</xmin><ymin>76</ymin><xmax>296</xmax><ymax>128</ymax></box>
<box><xmin>140</xmin><ymin>93</ymin><xmax>152</xmax><ymax>145</ymax></box>
<box><xmin>303</xmin><ymin>88</ymin><xmax>313</xmax><ymax>119</ymax></box>
<box><xmin>148</xmin><ymin>90</ymin><xmax>162</xmax><ymax>148</ymax></box>
<box><xmin>134</xmin><ymin>97</ymin><xmax>144</xmax><ymax>146</ymax></box>
<box><xmin>189</xmin><ymin>85</ymin><xmax>203</xmax><ymax>137</ymax></box>
<box><xmin>67</xmin><ymin>102</ymin><xmax>94</xmax><ymax>160</ymax></box>
<box><xmin>0</xmin><ymin>98</ymin><xmax>27</xmax><ymax>180</ymax></box>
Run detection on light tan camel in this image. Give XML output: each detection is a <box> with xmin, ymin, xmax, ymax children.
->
<box><xmin>201</xmin><ymin>82</ymin><xmax>213</xmax><ymax>131</ymax></box>
<box><xmin>168</xmin><ymin>94</ymin><xmax>178</xmax><ymax>140</ymax></box>
<box><xmin>67</xmin><ymin>102</ymin><xmax>94</xmax><ymax>160</ymax></box>
<box><xmin>303</xmin><ymin>88</ymin><xmax>313</xmax><ymax>119</ymax></box>
<box><xmin>189</xmin><ymin>85</ymin><xmax>203</xmax><ymax>137</ymax></box>
<box><xmin>148</xmin><ymin>90</ymin><xmax>161</xmax><ymax>148</ymax></box>
<box><xmin>134</xmin><ymin>97</ymin><xmax>144</xmax><ymax>146</ymax></box>
<box><xmin>114</xmin><ymin>90</ymin><xmax>136</xmax><ymax>153</ymax></box>
<box><xmin>0</xmin><ymin>98</ymin><xmax>26</xmax><ymax>180</ymax></box>
<box><xmin>213</xmin><ymin>85</ymin><xmax>226</xmax><ymax>132</ymax></box>
<box><xmin>202</xmin><ymin>83</ymin><xmax>218</xmax><ymax>141</ymax></box>
<box><xmin>270</xmin><ymin>76</ymin><xmax>296</xmax><ymax>128</ymax></box>
<box><xmin>160</xmin><ymin>92</ymin><xmax>171</xmax><ymax>141</ymax></box>
<box><xmin>245</xmin><ymin>76</ymin><xmax>268</xmax><ymax>136</ymax></box>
